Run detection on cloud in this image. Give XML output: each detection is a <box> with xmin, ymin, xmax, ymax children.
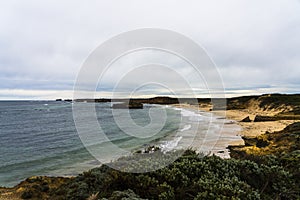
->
<box><xmin>0</xmin><ymin>0</ymin><xmax>299</xmax><ymax>99</ymax></box>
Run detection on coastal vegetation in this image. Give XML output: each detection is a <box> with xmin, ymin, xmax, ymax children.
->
<box><xmin>12</xmin><ymin>141</ymin><xmax>300</xmax><ymax>200</ymax></box>
<box><xmin>5</xmin><ymin>120</ymin><xmax>300</xmax><ymax>200</ymax></box>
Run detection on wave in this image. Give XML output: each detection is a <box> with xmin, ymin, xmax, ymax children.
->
<box><xmin>180</xmin><ymin>124</ymin><xmax>192</xmax><ymax>132</ymax></box>
<box><xmin>160</xmin><ymin>136</ymin><xmax>183</xmax><ymax>152</ymax></box>
<box><xmin>172</xmin><ymin>107</ymin><xmax>205</xmax><ymax>122</ymax></box>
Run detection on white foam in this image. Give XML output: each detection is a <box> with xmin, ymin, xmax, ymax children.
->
<box><xmin>160</xmin><ymin>136</ymin><xmax>183</xmax><ymax>152</ymax></box>
<box><xmin>165</xmin><ymin>105</ymin><xmax>243</xmax><ymax>158</ymax></box>
<box><xmin>180</xmin><ymin>124</ymin><xmax>192</xmax><ymax>132</ymax></box>
<box><xmin>172</xmin><ymin>107</ymin><xmax>204</xmax><ymax>122</ymax></box>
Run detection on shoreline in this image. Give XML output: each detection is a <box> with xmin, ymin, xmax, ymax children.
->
<box><xmin>173</xmin><ymin>103</ymin><xmax>299</xmax><ymax>158</ymax></box>
<box><xmin>172</xmin><ymin>104</ymin><xmax>244</xmax><ymax>158</ymax></box>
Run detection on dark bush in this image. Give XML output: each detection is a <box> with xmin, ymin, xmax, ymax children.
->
<box><xmin>48</xmin><ymin>149</ymin><xmax>299</xmax><ymax>200</ymax></box>
<box><xmin>21</xmin><ymin>190</ymin><xmax>33</xmax><ymax>199</ymax></box>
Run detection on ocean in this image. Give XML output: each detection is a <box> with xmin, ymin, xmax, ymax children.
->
<box><xmin>0</xmin><ymin>101</ymin><xmax>242</xmax><ymax>187</ymax></box>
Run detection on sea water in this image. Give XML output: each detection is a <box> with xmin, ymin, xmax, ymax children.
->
<box><xmin>0</xmin><ymin>101</ymin><xmax>241</xmax><ymax>187</ymax></box>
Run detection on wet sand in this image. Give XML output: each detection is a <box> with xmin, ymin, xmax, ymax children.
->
<box><xmin>173</xmin><ymin>104</ymin><xmax>244</xmax><ymax>158</ymax></box>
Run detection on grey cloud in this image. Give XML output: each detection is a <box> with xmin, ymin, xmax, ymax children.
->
<box><xmin>0</xmin><ymin>0</ymin><xmax>299</xmax><ymax>99</ymax></box>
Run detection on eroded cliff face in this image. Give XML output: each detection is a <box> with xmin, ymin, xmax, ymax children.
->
<box><xmin>224</xmin><ymin>94</ymin><xmax>300</xmax><ymax>122</ymax></box>
<box><xmin>226</xmin><ymin>94</ymin><xmax>300</xmax><ymax>115</ymax></box>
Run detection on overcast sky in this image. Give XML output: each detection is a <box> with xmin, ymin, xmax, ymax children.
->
<box><xmin>0</xmin><ymin>0</ymin><xmax>299</xmax><ymax>99</ymax></box>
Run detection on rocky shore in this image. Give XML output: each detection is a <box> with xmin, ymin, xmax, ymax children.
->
<box><xmin>228</xmin><ymin>122</ymin><xmax>300</xmax><ymax>158</ymax></box>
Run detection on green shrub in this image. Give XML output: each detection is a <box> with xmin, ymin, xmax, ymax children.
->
<box><xmin>49</xmin><ymin>150</ymin><xmax>299</xmax><ymax>200</ymax></box>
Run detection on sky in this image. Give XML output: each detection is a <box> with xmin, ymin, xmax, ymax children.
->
<box><xmin>0</xmin><ymin>0</ymin><xmax>300</xmax><ymax>100</ymax></box>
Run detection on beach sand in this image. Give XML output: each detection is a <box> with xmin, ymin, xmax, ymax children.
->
<box><xmin>173</xmin><ymin>104</ymin><xmax>299</xmax><ymax>158</ymax></box>
<box><xmin>213</xmin><ymin>109</ymin><xmax>296</xmax><ymax>137</ymax></box>
<box><xmin>173</xmin><ymin>104</ymin><xmax>243</xmax><ymax>158</ymax></box>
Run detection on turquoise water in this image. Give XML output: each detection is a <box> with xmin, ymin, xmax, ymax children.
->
<box><xmin>0</xmin><ymin>101</ymin><xmax>181</xmax><ymax>187</ymax></box>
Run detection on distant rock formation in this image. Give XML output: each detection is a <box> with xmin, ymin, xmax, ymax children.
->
<box><xmin>112</xmin><ymin>102</ymin><xmax>143</xmax><ymax>109</ymax></box>
<box><xmin>147</xmin><ymin>97</ymin><xmax>179</xmax><ymax>104</ymax></box>
<box><xmin>67</xmin><ymin>94</ymin><xmax>300</xmax><ymax>118</ymax></box>
<box><xmin>95</xmin><ymin>98</ymin><xmax>111</xmax><ymax>103</ymax></box>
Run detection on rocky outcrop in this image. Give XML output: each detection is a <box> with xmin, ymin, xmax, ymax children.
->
<box><xmin>229</xmin><ymin>122</ymin><xmax>300</xmax><ymax>158</ymax></box>
<box><xmin>254</xmin><ymin>114</ymin><xmax>300</xmax><ymax>122</ymax></box>
<box><xmin>254</xmin><ymin>115</ymin><xmax>277</xmax><ymax>122</ymax></box>
<box><xmin>240</xmin><ymin>116</ymin><xmax>251</xmax><ymax>122</ymax></box>
<box><xmin>241</xmin><ymin>136</ymin><xmax>269</xmax><ymax>148</ymax></box>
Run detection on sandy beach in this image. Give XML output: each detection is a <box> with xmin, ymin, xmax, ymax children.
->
<box><xmin>213</xmin><ymin>109</ymin><xmax>297</xmax><ymax>137</ymax></box>
<box><xmin>173</xmin><ymin>103</ymin><xmax>300</xmax><ymax>158</ymax></box>
<box><xmin>173</xmin><ymin>104</ymin><xmax>243</xmax><ymax>158</ymax></box>
<box><xmin>194</xmin><ymin>103</ymin><xmax>299</xmax><ymax>137</ymax></box>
